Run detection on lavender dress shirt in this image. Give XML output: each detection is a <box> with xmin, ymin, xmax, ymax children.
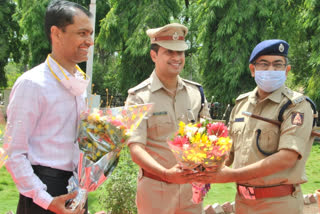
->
<box><xmin>5</xmin><ymin>55</ymin><xmax>87</xmax><ymax>209</ymax></box>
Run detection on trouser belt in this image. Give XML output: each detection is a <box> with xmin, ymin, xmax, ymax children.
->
<box><xmin>237</xmin><ymin>184</ymin><xmax>295</xmax><ymax>200</ymax></box>
<box><xmin>142</xmin><ymin>169</ymin><xmax>172</xmax><ymax>184</ymax></box>
<box><xmin>32</xmin><ymin>165</ymin><xmax>73</xmax><ymax>178</ymax></box>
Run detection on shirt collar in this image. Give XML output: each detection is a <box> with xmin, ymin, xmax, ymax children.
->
<box><xmin>265</xmin><ymin>85</ymin><xmax>285</xmax><ymax>103</ymax></box>
<box><xmin>150</xmin><ymin>70</ymin><xmax>185</xmax><ymax>93</ymax></box>
<box><xmin>47</xmin><ymin>55</ymin><xmax>84</xmax><ymax>80</ymax></box>
<box><xmin>249</xmin><ymin>85</ymin><xmax>285</xmax><ymax>104</ymax></box>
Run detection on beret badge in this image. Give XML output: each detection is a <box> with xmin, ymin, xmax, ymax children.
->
<box><xmin>279</xmin><ymin>43</ymin><xmax>285</xmax><ymax>53</ymax></box>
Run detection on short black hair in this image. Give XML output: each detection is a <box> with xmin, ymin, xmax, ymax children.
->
<box><xmin>45</xmin><ymin>0</ymin><xmax>92</xmax><ymax>44</ymax></box>
<box><xmin>150</xmin><ymin>44</ymin><xmax>160</xmax><ymax>53</ymax></box>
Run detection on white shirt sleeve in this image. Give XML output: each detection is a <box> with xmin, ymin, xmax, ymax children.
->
<box><xmin>5</xmin><ymin>78</ymin><xmax>53</xmax><ymax>209</ymax></box>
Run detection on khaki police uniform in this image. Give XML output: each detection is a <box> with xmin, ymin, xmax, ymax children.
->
<box><xmin>126</xmin><ymin>71</ymin><xmax>210</xmax><ymax>214</ymax></box>
<box><xmin>229</xmin><ymin>85</ymin><xmax>315</xmax><ymax>214</ymax></box>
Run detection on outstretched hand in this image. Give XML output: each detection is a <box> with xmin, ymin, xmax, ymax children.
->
<box><xmin>162</xmin><ymin>164</ymin><xmax>199</xmax><ymax>184</ymax></box>
<box><xmin>48</xmin><ymin>191</ymin><xmax>85</xmax><ymax>214</ymax></box>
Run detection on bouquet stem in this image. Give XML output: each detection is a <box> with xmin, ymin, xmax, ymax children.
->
<box><xmin>191</xmin><ymin>182</ymin><xmax>211</xmax><ymax>204</ymax></box>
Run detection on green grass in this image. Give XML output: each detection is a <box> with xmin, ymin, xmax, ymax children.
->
<box><xmin>0</xmin><ymin>167</ymin><xmax>19</xmax><ymax>213</ymax></box>
<box><xmin>0</xmin><ymin>143</ymin><xmax>319</xmax><ymax>213</ymax></box>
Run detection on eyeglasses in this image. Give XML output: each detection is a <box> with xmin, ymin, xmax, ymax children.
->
<box><xmin>254</xmin><ymin>62</ymin><xmax>287</xmax><ymax>71</ymax></box>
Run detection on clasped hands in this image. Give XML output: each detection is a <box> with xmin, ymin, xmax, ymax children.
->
<box><xmin>162</xmin><ymin>164</ymin><xmax>234</xmax><ymax>184</ymax></box>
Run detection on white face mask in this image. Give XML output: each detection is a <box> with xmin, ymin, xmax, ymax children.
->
<box><xmin>254</xmin><ymin>70</ymin><xmax>286</xmax><ymax>92</ymax></box>
<box><xmin>60</xmin><ymin>75</ymin><xmax>90</xmax><ymax>96</ymax></box>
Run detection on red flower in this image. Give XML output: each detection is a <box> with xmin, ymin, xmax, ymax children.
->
<box><xmin>206</xmin><ymin>122</ymin><xmax>228</xmax><ymax>137</ymax></box>
<box><xmin>169</xmin><ymin>135</ymin><xmax>189</xmax><ymax>148</ymax></box>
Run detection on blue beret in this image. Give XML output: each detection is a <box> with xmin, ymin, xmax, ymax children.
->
<box><xmin>249</xmin><ymin>39</ymin><xmax>289</xmax><ymax>63</ymax></box>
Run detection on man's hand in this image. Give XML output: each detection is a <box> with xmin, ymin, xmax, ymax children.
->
<box><xmin>48</xmin><ymin>191</ymin><xmax>85</xmax><ymax>214</ymax></box>
<box><xmin>162</xmin><ymin>164</ymin><xmax>198</xmax><ymax>184</ymax></box>
<box><xmin>194</xmin><ymin>166</ymin><xmax>235</xmax><ymax>184</ymax></box>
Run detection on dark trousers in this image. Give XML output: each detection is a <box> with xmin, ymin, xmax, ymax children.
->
<box><xmin>16</xmin><ymin>165</ymin><xmax>88</xmax><ymax>214</ymax></box>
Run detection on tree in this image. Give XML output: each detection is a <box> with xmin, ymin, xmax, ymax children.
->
<box><xmin>14</xmin><ymin>0</ymin><xmax>51</xmax><ymax>68</ymax></box>
<box><xmin>193</xmin><ymin>0</ymin><xmax>303</xmax><ymax>105</ymax></box>
<box><xmin>0</xmin><ymin>0</ymin><xmax>21</xmax><ymax>88</ymax></box>
<box><xmin>299</xmin><ymin>0</ymin><xmax>320</xmax><ymax>107</ymax></box>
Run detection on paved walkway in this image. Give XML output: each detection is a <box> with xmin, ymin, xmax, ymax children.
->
<box><xmin>303</xmin><ymin>203</ymin><xmax>319</xmax><ymax>214</ymax></box>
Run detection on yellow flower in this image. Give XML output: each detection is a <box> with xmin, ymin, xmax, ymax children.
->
<box><xmin>178</xmin><ymin>121</ymin><xmax>186</xmax><ymax>136</ymax></box>
<box><xmin>216</xmin><ymin>137</ymin><xmax>232</xmax><ymax>153</ymax></box>
<box><xmin>186</xmin><ymin>149</ymin><xmax>207</xmax><ymax>163</ymax></box>
<box><xmin>132</xmin><ymin>114</ymin><xmax>137</xmax><ymax>120</ymax></box>
<box><xmin>97</xmin><ymin>124</ymin><xmax>103</xmax><ymax>130</ymax></box>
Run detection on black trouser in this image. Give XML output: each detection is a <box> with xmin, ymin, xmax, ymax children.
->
<box><xmin>16</xmin><ymin>165</ymin><xmax>88</xmax><ymax>214</ymax></box>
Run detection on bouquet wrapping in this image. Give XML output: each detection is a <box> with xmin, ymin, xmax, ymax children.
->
<box><xmin>66</xmin><ymin>103</ymin><xmax>153</xmax><ymax>210</ymax></box>
<box><xmin>168</xmin><ymin>119</ymin><xmax>232</xmax><ymax>204</ymax></box>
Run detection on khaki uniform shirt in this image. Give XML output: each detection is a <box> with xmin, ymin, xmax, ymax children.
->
<box><xmin>126</xmin><ymin>71</ymin><xmax>210</xmax><ymax>169</ymax></box>
<box><xmin>229</xmin><ymin>85</ymin><xmax>315</xmax><ymax>186</ymax></box>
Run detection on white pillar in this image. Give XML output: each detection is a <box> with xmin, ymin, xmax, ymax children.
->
<box><xmin>86</xmin><ymin>0</ymin><xmax>96</xmax><ymax>96</ymax></box>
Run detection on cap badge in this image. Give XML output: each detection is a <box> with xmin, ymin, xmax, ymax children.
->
<box><xmin>172</xmin><ymin>32</ymin><xmax>179</xmax><ymax>40</ymax></box>
<box><xmin>279</xmin><ymin>43</ymin><xmax>285</xmax><ymax>53</ymax></box>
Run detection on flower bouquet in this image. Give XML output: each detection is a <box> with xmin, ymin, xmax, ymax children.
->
<box><xmin>66</xmin><ymin>103</ymin><xmax>153</xmax><ymax>210</ymax></box>
<box><xmin>168</xmin><ymin>119</ymin><xmax>232</xmax><ymax>204</ymax></box>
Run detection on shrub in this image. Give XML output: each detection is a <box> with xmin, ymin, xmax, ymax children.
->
<box><xmin>97</xmin><ymin>147</ymin><xmax>138</xmax><ymax>214</ymax></box>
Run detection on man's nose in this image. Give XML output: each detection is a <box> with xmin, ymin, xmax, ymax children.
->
<box><xmin>86</xmin><ymin>35</ymin><xmax>94</xmax><ymax>46</ymax></box>
<box><xmin>171</xmin><ymin>51</ymin><xmax>181</xmax><ymax>60</ymax></box>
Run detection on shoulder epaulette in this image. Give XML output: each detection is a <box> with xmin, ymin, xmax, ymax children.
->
<box><xmin>128</xmin><ymin>79</ymin><xmax>150</xmax><ymax>94</ymax></box>
<box><xmin>282</xmin><ymin>87</ymin><xmax>305</xmax><ymax>105</ymax></box>
<box><xmin>236</xmin><ymin>92</ymin><xmax>250</xmax><ymax>101</ymax></box>
<box><xmin>182</xmin><ymin>78</ymin><xmax>201</xmax><ymax>87</ymax></box>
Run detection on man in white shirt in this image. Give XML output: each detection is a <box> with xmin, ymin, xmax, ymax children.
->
<box><xmin>5</xmin><ymin>0</ymin><xmax>93</xmax><ymax>213</ymax></box>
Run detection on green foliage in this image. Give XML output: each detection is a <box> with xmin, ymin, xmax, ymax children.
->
<box><xmin>0</xmin><ymin>0</ymin><xmax>21</xmax><ymax>88</ymax></box>
<box><xmin>97</xmin><ymin>147</ymin><xmax>138</xmax><ymax>214</ymax></box>
<box><xmin>302</xmin><ymin>0</ymin><xmax>320</xmax><ymax>107</ymax></box>
<box><xmin>194</xmin><ymin>0</ymin><xmax>295</xmax><ymax>105</ymax></box>
<box><xmin>15</xmin><ymin>0</ymin><xmax>51</xmax><ymax>67</ymax></box>
<box><xmin>4</xmin><ymin>62</ymin><xmax>24</xmax><ymax>89</ymax></box>
<box><xmin>4</xmin><ymin>0</ymin><xmax>320</xmax><ymax>108</ymax></box>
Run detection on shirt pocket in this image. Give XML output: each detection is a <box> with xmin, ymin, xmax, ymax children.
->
<box><xmin>230</xmin><ymin>122</ymin><xmax>245</xmax><ymax>151</ymax></box>
<box><xmin>147</xmin><ymin>114</ymin><xmax>174</xmax><ymax>140</ymax></box>
<box><xmin>256</xmin><ymin>123</ymin><xmax>280</xmax><ymax>155</ymax></box>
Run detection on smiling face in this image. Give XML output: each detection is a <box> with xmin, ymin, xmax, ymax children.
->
<box><xmin>52</xmin><ymin>9</ymin><xmax>93</xmax><ymax>67</ymax></box>
<box><xmin>151</xmin><ymin>46</ymin><xmax>185</xmax><ymax>79</ymax></box>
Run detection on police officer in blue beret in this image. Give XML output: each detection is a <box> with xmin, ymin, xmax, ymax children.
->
<box><xmin>196</xmin><ymin>39</ymin><xmax>316</xmax><ymax>214</ymax></box>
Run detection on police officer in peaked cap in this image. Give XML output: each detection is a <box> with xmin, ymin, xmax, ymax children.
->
<box><xmin>125</xmin><ymin>23</ymin><xmax>210</xmax><ymax>214</ymax></box>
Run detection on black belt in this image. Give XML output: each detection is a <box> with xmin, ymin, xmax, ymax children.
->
<box><xmin>32</xmin><ymin>165</ymin><xmax>73</xmax><ymax>178</ymax></box>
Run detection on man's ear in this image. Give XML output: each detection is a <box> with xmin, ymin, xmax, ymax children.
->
<box><xmin>285</xmin><ymin>65</ymin><xmax>291</xmax><ymax>76</ymax></box>
<box><xmin>249</xmin><ymin>64</ymin><xmax>255</xmax><ymax>77</ymax></box>
<box><xmin>150</xmin><ymin>50</ymin><xmax>157</xmax><ymax>63</ymax></box>
<box><xmin>50</xmin><ymin>26</ymin><xmax>61</xmax><ymax>43</ymax></box>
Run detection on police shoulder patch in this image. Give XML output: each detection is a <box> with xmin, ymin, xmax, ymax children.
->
<box><xmin>128</xmin><ymin>79</ymin><xmax>150</xmax><ymax>94</ymax></box>
<box><xmin>291</xmin><ymin>112</ymin><xmax>304</xmax><ymax>126</ymax></box>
